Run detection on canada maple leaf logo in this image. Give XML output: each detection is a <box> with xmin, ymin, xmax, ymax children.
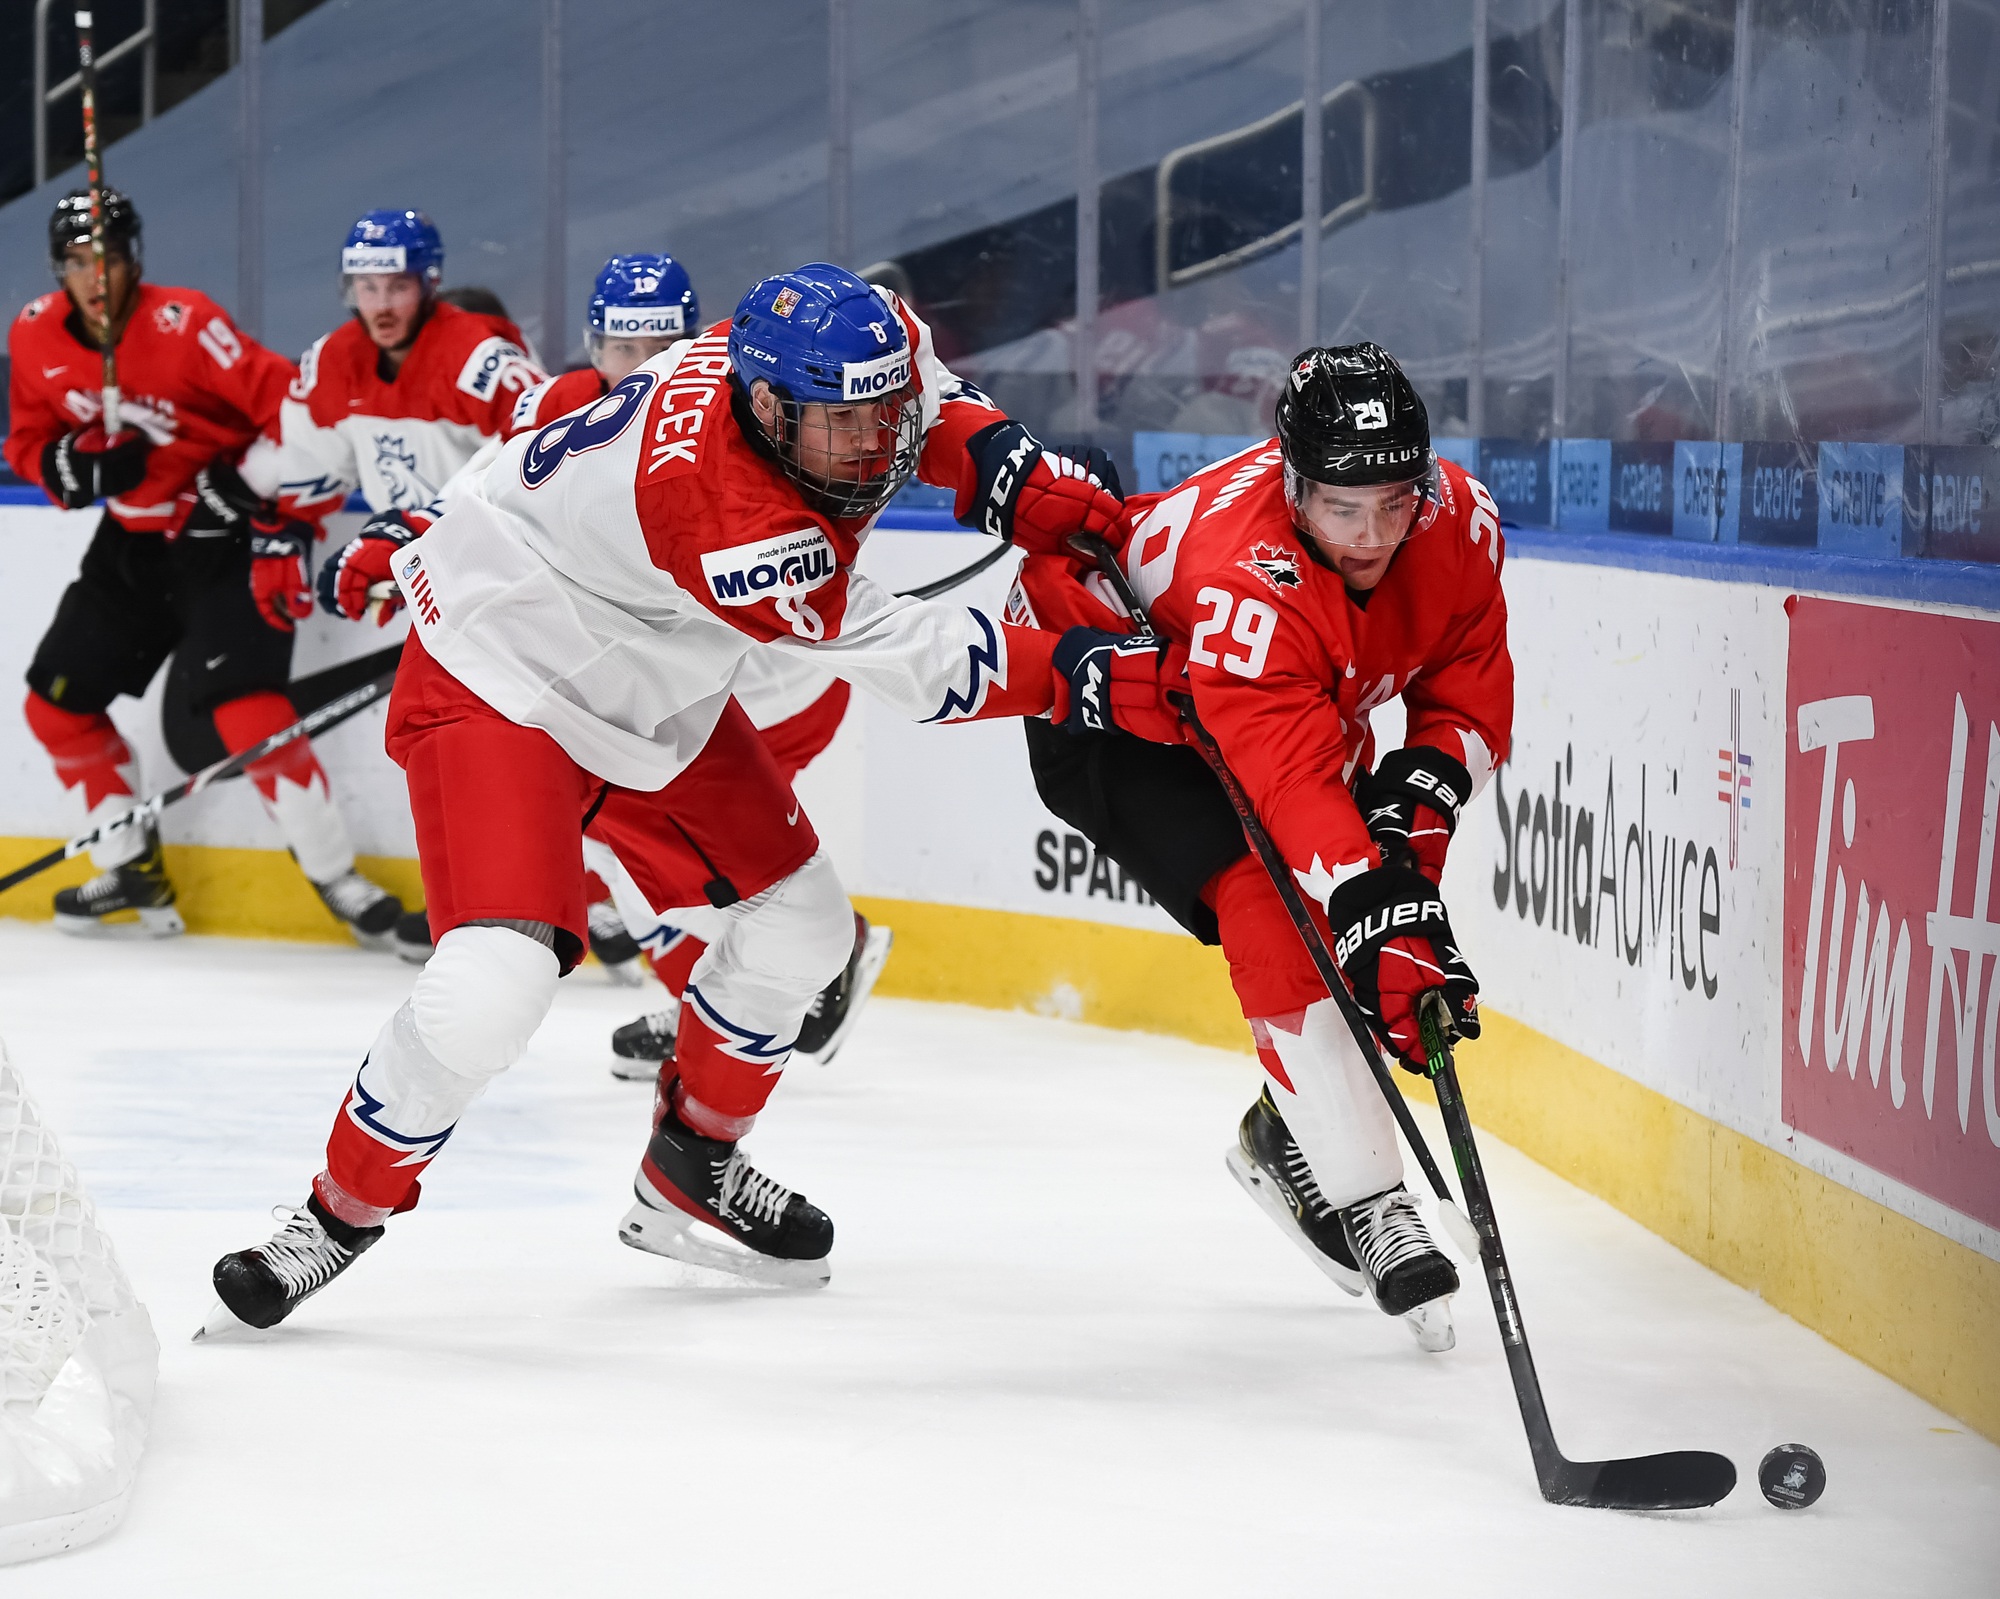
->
<box><xmin>1239</xmin><ymin>542</ymin><xmax>1301</xmax><ymax>591</ymax></box>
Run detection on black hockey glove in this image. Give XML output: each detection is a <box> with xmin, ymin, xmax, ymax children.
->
<box><xmin>41</xmin><ymin>425</ymin><xmax>150</xmax><ymax>511</ymax></box>
<box><xmin>1050</xmin><ymin>627</ymin><xmax>1189</xmax><ymax>744</ymax></box>
<box><xmin>961</xmin><ymin>420</ymin><xmax>1125</xmax><ymax>551</ymax></box>
<box><xmin>1325</xmin><ymin>864</ymin><xmax>1480</xmax><ymax>1072</ymax></box>
<box><xmin>1356</xmin><ymin>745</ymin><xmax>1473</xmax><ymax>884</ymax></box>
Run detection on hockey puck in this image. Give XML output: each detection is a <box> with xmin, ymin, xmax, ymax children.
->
<box><xmin>1758</xmin><ymin>1444</ymin><xmax>1825</xmax><ymax>1508</ymax></box>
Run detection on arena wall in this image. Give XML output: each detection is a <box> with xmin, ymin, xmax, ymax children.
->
<box><xmin>1</xmin><ymin>511</ymin><xmax>1994</xmax><ymax>1440</ymax></box>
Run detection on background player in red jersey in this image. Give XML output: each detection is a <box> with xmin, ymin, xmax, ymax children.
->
<box><xmin>202</xmin><ymin>263</ymin><xmax>1125</xmax><ymax>1334</ymax></box>
<box><xmin>1022</xmin><ymin>344</ymin><xmax>1512</xmax><ymax>1350</ymax></box>
<box><xmin>280</xmin><ymin>209</ymin><xmax>548</xmax><ymax>959</ymax></box>
<box><xmin>5</xmin><ymin>187</ymin><xmax>406</xmax><ymax>944</ymax></box>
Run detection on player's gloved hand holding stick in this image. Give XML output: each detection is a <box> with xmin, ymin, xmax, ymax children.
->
<box><xmin>195</xmin><ymin>462</ymin><xmax>317</xmax><ymax>633</ymax></box>
<box><xmin>318</xmin><ymin>509</ymin><xmax>427</xmax><ymax>626</ymax></box>
<box><xmin>1065</xmin><ymin>531</ymin><xmax>1737</xmax><ymax>1512</ymax></box>
<box><xmin>41</xmin><ymin>426</ymin><xmax>150</xmax><ymax>510</ymax></box>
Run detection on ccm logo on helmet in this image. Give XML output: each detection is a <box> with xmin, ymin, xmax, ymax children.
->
<box><xmin>700</xmin><ymin>529</ymin><xmax>838</xmax><ymax>606</ymax></box>
<box><xmin>1334</xmin><ymin>898</ymin><xmax>1443</xmax><ymax>963</ymax></box>
<box><xmin>842</xmin><ymin>348</ymin><xmax>910</xmax><ymax>401</ymax></box>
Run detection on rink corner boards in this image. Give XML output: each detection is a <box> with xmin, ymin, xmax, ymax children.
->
<box><xmin>3</xmin><ymin>837</ymin><xmax>1993</xmax><ymax>1445</ymax></box>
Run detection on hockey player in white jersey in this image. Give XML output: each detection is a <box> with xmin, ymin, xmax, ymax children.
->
<box><xmin>205</xmin><ymin>262</ymin><xmax>1125</xmax><ymax>1328</ymax></box>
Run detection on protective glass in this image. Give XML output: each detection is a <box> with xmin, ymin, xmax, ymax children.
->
<box><xmin>775</xmin><ymin>387</ymin><xmax>923</xmax><ymax>520</ymax></box>
<box><xmin>586</xmin><ymin>330</ymin><xmax>682</xmax><ymax>380</ymax></box>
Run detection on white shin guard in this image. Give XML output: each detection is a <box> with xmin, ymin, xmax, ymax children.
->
<box><xmin>682</xmin><ymin>851</ymin><xmax>855</xmax><ymax>1058</ymax></box>
<box><xmin>1255</xmin><ymin>996</ymin><xmax>1404</xmax><ymax>1211</ymax></box>
<box><xmin>85</xmin><ymin>792</ymin><xmax>146</xmax><ymax>871</ymax></box>
<box><xmin>262</xmin><ymin>768</ymin><xmax>357</xmax><ymax>886</ymax></box>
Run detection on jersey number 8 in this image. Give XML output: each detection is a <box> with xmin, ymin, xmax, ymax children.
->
<box><xmin>521</xmin><ymin>370</ymin><xmax>658</xmax><ymax>489</ymax></box>
<box><xmin>1187</xmin><ymin>586</ymin><xmax>1277</xmax><ymax>678</ymax></box>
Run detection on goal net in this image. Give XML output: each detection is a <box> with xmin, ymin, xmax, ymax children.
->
<box><xmin>0</xmin><ymin>1041</ymin><xmax>158</xmax><ymax>1566</ymax></box>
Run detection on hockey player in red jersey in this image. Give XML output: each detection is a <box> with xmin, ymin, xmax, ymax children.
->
<box><xmin>204</xmin><ymin>262</ymin><xmax>1126</xmax><ymax>1331</ymax></box>
<box><xmin>5</xmin><ymin>187</ymin><xmax>407</xmax><ymax>945</ymax></box>
<box><xmin>1025</xmin><ymin>344</ymin><xmax>1511</xmax><ymax>1349</ymax></box>
<box><xmin>279</xmin><ymin>209</ymin><xmax>547</xmax><ymax>958</ymax></box>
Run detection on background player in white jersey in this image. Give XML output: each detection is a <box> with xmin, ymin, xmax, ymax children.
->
<box><xmin>277</xmin><ymin>209</ymin><xmax>546</xmax><ymax>959</ymax></box>
<box><xmin>504</xmin><ymin>256</ymin><xmax>890</xmax><ymax>1071</ymax></box>
<box><xmin>204</xmin><ymin>263</ymin><xmax>1125</xmax><ymax>1331</ymax></box>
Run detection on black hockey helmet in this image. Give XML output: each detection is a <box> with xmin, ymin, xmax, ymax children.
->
<box><xmin>49</xmin><ymin>186</ymin><xmax>142</xmax><ymax>276</ymax></box>
<box><xmin>1275</xmin><ymin>342</ymin><xmax>1433</xmax><ymax>487</ymax></box>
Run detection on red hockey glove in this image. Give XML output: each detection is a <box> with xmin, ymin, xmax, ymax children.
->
<box><xmin>249</xmin><ymin>522</ymin><xmax>315</xmax><ymax>632</ymax></box>
<box><xmin>960</xmin><ymin>421</ymin><xmax>1126</xmax><ymax>552</ymax></box>
<box><xmin>1356</xmin><ymin>745</ymin><xmax>1473</xmax><ymax>884</ymax></box>
<box><xmin>1049</xmin><ymin>627</ymin><xmax>1191</xmax><ymax>744</ymax></box>
<box><xmin>316</xmin><ymin>509</ymin><xmax>428</xmax><ymax>625</ymax></box>
<box><xmin>40</xmin><ymin>426</ymin><xmax>150</xmax><ymax>510</ymax></box>
<box><xmin>1325</xmin><ymin>864</ymin><xmax>1480</xmax><ymax>1071</ymax></box>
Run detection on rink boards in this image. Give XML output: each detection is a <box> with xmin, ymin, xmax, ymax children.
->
<box><xmin>0</xmin><ymin>507</ymin><xmax>1994</xmax><ymax>1440</ymax></box>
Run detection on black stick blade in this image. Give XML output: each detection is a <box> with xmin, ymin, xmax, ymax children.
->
<box><xmin>1546</xmin><ymin>1449</ymin><xmax>1737</xmax><ymax>1510</ymax></box>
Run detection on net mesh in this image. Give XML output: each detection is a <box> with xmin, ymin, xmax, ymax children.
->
<box><xmin>0</xmin><ymin>1053</ymin><xmax>135</xmax><ymax>1415</ymax></box>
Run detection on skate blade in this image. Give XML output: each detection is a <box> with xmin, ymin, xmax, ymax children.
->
<box><xmin>349</xmin><ymin>927</ymin><xmax>399</xmax><ymax>955</ymax></box>
<box><xmin>600</xmin><ymin>956</ymin><xmax>645</xmax><ymax>988</ymax></box>
<box><xmin>617</xmin><ymin>1200</ymin><xmax>830</xmax><ymax>1290</ymax></box>
<box><xmin>191</xmin><ymin>1298</ymin><xmax>279</xmax><ymax>1343</ymax></box>
<box><xmin>53</xmin><ymin>904</ymin><xmax>185</xmax><ymax>939</ymax></box>
<box><xmin>797</xmin><ymin>925</ymin><xmax>894</xmax><ymax>1066</ymax></box>
<box><xmin>1403</xmin><ymin>1295</ymin><xmax>1456</xmax><ymax>1353</ymax></box>
<box><xmin>608</xmin><ymin>1054</ymin><xmax>663</xmax><ymax>1083</ymax></box>
<box><xmin>1223</xmin><ymin>1146</ymin><xmax>1364</xmax><ymax>1298</ymax></box>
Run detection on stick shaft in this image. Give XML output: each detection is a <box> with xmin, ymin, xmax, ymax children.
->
<box><xmin>75</xmin><ymin>9</ymin><xmax>120</xmax><ymax>434</ymax></box>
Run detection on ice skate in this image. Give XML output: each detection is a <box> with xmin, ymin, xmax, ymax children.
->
<box><xmin>313</xmin><ymin>869</ymin><xmax>404</xmax><ymax>953</ymax></box>
<box><xmin>609</xmin><ymin>998</ymin><xmax>679</xmax><ymax>1081</ymax></box>
<box><xmin>197</xmin><ymin>1193</ymin><xmax>385</xmax><ymax>1337</ymax></box>
<box><xmin>1224</xmin><ymin>1087</ymin><xmax>1363</xmax><ymax>1297</ymax></box>
<box><xmin>620</xmin><ymin>1080</ymin><xmax>832</xmax><ymax>1288</ymax></box>
<box><xmin>587</xmin><ymin>897</ymin><xmax>644</xmax><ymax>986</ymax></box>
<box><xmin>793</xmin><ymin>912</ymin><xmax>892</xmax><ymax>1065</ymax></box>
<box><xmin>1341</xmin><ymin>1184</ymin><xmax>1459</xmax><ymax>1352</ymax></box>
<box><xmin>394</xmin><ymin>907</ymin><xmax>434</xmax><ymax>964</ymax></box>
<box><xmin>52</xmin><ymin>828</ymin><xmax>184</xmax><ymax>938</ymax></box>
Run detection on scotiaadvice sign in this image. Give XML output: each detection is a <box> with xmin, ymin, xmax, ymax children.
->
<box><xmin>1785</xmin><ymin>599</ymin><xmax>2000</xmax><ymax>1229</ymax></box>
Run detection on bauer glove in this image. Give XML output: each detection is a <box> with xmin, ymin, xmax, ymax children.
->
<box><xmin>960</xmin><ymin>420</ymin><xmax>1126</xmax><ymax>551</ymax></box>
<box><xmin>1355</xmin><ymin>745</ymin><xmax>1472</xmax><ymax>884</ymax></box>
<box><xmin>1325</xmin><ymin>863</ymin><xmax>1480</xmax><ymax>1071</ymax></box>
<box><xmin>41</xmin><ymin>425</ymin><xmax>150</xmax><ymax>510</ymax></box>
<box><xmin>1050</xmin><ymin>627</ymin><xmax>1190</xmax><ymax>744</ymax></box>
<box><xmin>316</xmin><ymin>508</ymin><xmax>427</xmax><ymax>625</ymax></box>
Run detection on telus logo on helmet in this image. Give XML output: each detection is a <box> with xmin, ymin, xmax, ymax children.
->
<box><xmin>842</xmin><ymin>349</ymin><xmax>911</xmax><ymax>400</ymax></box>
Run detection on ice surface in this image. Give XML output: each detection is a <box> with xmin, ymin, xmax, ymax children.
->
<box><xmin>0</xmin><ymin>921</ymin><xmax>1993</xmax><ymax>1595</ymax></box>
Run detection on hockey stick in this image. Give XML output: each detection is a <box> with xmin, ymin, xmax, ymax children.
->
<box><xmin>1062</xmin><ymin>533</ymin><xmax>1465</xmax><ymax>1227</ymax></box>
<box><xmin>0</xmin><ymin>667</ymin><xmax>398</xmax><ymax>897</ymax></box>
<box><xmin>75</xmin><ymin>9</ymin><xmax>121</xmax><ymax>435</ymax></box>
<box><xmin>1418</xmin><ymin>994</ymin><xmax>1737</xmax><ymax>1509</ymax></box>
<box><xmin>895</xmin><ymin>540</ymin><xmax>1012</xmax><ymax>602</ymax></box>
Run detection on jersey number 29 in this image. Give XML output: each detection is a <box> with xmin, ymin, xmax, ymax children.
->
<box><xmin>1187</xmin><ymin>587</ymin><xmax>1277</xmax><ymax>678</ymax></box>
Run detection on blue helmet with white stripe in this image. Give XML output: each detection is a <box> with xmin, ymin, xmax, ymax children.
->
<box><xmin>729</xmin><ymin>264</ymin><xmax>920</xmax><ymax>519</ymax></box>
<box><xmin>340</xmin><ymin>209</ymin><xmax>444</xmax><ymax>300</ymax></box>
<box><xmin>586</xmin><ymin>253</ymin><xmax>700</xmax><ymax>359</ymax></box>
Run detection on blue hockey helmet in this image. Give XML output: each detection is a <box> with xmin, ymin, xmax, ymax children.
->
<box><xmin>729</xmin><ymin>263</ymin><xmax>919</xmax><ymax>519</ymax></box>
<box><xmin>586</xmin><ymin>253</ymin><xmax>700</xmax><ymax>359</ymax></box>
<box><xmin>340</xmin><ymin>209</ymin><xmax>444</xmax><ymax>301</ymax></box>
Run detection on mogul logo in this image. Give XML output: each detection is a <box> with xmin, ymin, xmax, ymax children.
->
<box><xmin>605</xmin><ymin>304</ymin><xmax>683</xmax><ymax>337</ymax></box>
<box><xmin>700</xmin><ymin>529</ymin><xmax>837</xmax><ymax>606</ymax></box>
<box><xmin>341</xmin><ymin>244</ymin><xmax>406</xmax><ymax>274</ymax></box>
<box><xmin>841</xmin><ymin>347</ymin><xmax>910</xmax><ymax>400</ymax></box>
<box><xmin>456</xmin><ymin>337</ymin><xmax>533</xmax><ymax>401</ymax></box>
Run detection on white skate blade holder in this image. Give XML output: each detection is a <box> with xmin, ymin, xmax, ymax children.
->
<box><xmin>190</xmin><ymin>1300</ymin><xmax>282</xmax><ymax>1344</ymax></box>
<box><xmin>52</xmin><ymin>904</ymin><xmax>184</xmax><ymax>940</ymax></box>
<box><xmin>618</xmin><ymin>1199</ymin><xmax>830</xmax><ymax>1291</ymax></box>
<box><xmin>797</xmin><ymin>924</ymin><xmax>893</xmax><ymax>1066</ymax></box>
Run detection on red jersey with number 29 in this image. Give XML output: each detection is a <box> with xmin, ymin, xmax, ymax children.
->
<box><xmin>1012</xmin><ymin>444</ymin><xmax>1512</xmax><ymax>910</ymax></box>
